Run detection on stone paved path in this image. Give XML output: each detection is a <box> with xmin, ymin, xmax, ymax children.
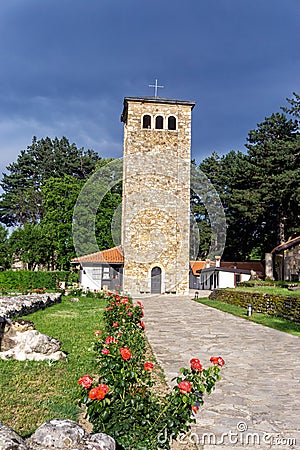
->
<box><xmin>137</xmin><ymin>293</ymin><xmax>300</xmax><ymax>449</ymax></box>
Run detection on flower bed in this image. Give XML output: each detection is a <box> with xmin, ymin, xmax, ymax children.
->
<box><xmin>78</xmin><ymin>292</ymin><xmax>224</xmax><ymax>450</ymax></box>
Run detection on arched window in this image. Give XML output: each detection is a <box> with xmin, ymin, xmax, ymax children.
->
<box><xmin>155</xmin><ymin>115</ymin><xmax>164</xmax><ymax>129</ymax></box>
<box><xmin>142</xmin><ymin>115</ymin><xmax>151</xmax><ymax>129</ymax></box>
<box><xmin>168</xmin><ymin>116</ymin><xmax>177</xmax><ymax>130</ymax></box>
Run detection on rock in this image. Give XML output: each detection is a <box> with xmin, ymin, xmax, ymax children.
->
<box><xmin>26</xmin><ymin>419</ymin><xmax>115</xmax><ymax>450</ymax></box>
<box><xmin>12</xmin><ymin>319</ymin><xmax>35</xmax><ymax>331</ymax></box>
<box><xmin>0</xmin><ymin>421</ymin><xmax>29</xmax><ymax>450</ymax></box>
<box><xmin>1</xmin><ymin>319</ymin><xmax>36</xmax><ymax>352</ymax></box>
<box><xmin>0</xmin><ymin>420</ymin><xmax>115</xmax><ymax>450</ymax></box>
<box><xmin>0</xmin><ymin>319</ymin><xmax>66</xmax><ymax>361</ymax></box>
<box><xmin>0</xmin><ymin>293</ymin><xmax>62</xmax><ymax>320</ymax></box>
<box><xmin>27</xmin><ymin>419</ymin><xmax>85</xmax><ymax>449</ymax></box>
<box><xmin>85</xmin><ymin>433</ymin><xmax>116</xmax><ymax>450</ymax></box>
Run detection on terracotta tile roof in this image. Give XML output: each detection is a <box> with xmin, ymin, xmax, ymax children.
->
<box><xmin>220</xmin><ymin>261</ymin><xmax>264</xmax><ymax>274</ymax></box>
<box><xmin>71</xmin><ymin>246</ymin><xmax>124</xmax><ymax>264</ymax></box>
<box><xmin>190</xmin><ymin>260</ymin><xmax>264</xmax><ymax>275</ymax></box>
<box><xmin>271</xmin><ymin>236</ymin><xmax>300</xmax><ymax>254</ymax></box>
<box><xmin>190</xmin><ymin>261</ymin><xmax>206</xmax><ymax>275</ymax></box>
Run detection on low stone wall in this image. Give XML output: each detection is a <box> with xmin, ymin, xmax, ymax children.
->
<box><xmin>0</xmin><ymin>419</ymin><xmax>115</xmax><ymax>450</ymax></box>
<box><xmin>0</xmin><ymin>293</ymin><xmax>62</xmax><ymax>319</ymax></box>
<box><xmin>210</xmin><ymin>289</ymin><xmax>300</xmax><ymax>322</ymax></box>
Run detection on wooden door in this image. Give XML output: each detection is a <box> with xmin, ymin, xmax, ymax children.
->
<box><xmin>151</xmin><ymin>267</ymin><xmax>162</xmax><ymax>294</ymax></box>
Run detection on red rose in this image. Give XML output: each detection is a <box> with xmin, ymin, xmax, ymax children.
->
<box><xmin>101</xmin><ymin>348</ymin><xmax>110</xmax><ymax>355</ymax></box>
<box><xmin>191</xmin><ymin>405</ymin><xmax>199</xmax><ymax>414</ymax></box>
<box><xmin>190</xmin><ymin>358</ymin><xmax>203</xmax><ymax>371</ymax></box>
<box><xmin>105</xmin><ymin>336</ymin><xmax>118</xmax><ymax>345</ymax></box>
<box><xmin>94</xmin><ymin>330</ymin><xmax>102</xmax><ymax>336</ymax></box>
<box><xmin>78</xmin><ymin>375</ymin><xmax>93</xmax><ymax>389</ymax></box>
<box><xmin>128</xmin><ymin>312</ymin><xmax>133</xmax><ymax>317</ymax></box>
<box><xmin>210</xmin><ymin>356</ymin><xmax>225</xmax><ymax>367</ymax></box>
<box><xmin>88</xmin><ymin>384</ymin><xmax>109</xmax><ymax>400</ymax></box>
<box><xmin>178</xmin><ymin>381</ymin><xmax>192</xmax><ymax>394</ymax></box>
<box><xmin>144</xmin><ymin>362</ymin><xmax>154</xmax><ymax>371</ymax></box>
<box><xmin>120</xmin><ymin>347</ymin><xmax>132</xmax><ymax>360</ymax></box>
<box><xmin>112</xmin><ymin>322</ymin><xmax>118</xmax><ymax>328</ymax></box>
<box><xmin>139</xmin><ymin>321</ymin><xmax>146</xmax><ymax>330</ymax></box>
<box><xmin>137</xmin><ymin>301</ymin><xmax>144</xmax><ymax>308</ymax></box>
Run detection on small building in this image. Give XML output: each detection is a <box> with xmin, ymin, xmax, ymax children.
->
<box><xmin>266</xmin><ymin>236</ymin><xmax>300</xmax><ymax>281</ymax></box>
<box><xmin>73</xmin><ymin>251</ymin><xmax>265</xmax><ymax>292</ymax></box>
<box><xmin>71</xmin><ymin>246</ymin><xmax>124</xmax><ymax>292</ymax></box>
<box><xmin>190</xmin><ymin>259</ymin><xmax>264</xmax><ymax>290</ymax></box>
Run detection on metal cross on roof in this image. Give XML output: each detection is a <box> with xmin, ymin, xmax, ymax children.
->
<box><xmin>149</xmin><ymin>79</ymin><xmax>164</xmax><ymax>97</ymax></box>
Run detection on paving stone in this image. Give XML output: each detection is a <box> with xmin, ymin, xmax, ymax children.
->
<box><xmin>138</xmin><ymin>293</ymin><xmax>300</xmax><ymax>449</ymax></box>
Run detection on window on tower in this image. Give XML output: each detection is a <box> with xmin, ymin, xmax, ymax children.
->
<box><xmin>142</xmin><ymin>115</ymin><xmax>152</xmax><ymax>129</ymax></box>
<box><xmin>168</xmin><ymin>116</ymin><xmax>177</xmax><ymax>130</ymax></box>
<box><xmin>155</xmin><ymin>115</ymin><xmax>164</xmax><ymax>129</ymax></box>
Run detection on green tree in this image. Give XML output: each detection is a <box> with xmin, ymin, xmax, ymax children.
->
<box><xmin>72</xmin><ymin>159</ymin><xmax>123</xmax><ymax>257</ymax></box>
<box><xmin>281</xmin><ymin>92</ymin><xmax>300</xmax><ymax>119</ymax></box>
<box><xmin>40</xmin><ymin>175</ymin><xmax>85</xmax><ymax>270</ymax></box>
<box><xmin>245</xmin><ymin>112</ymin><xmax>300</xmax><ymax>248</ymax></box>
<box><xmin>199</xmin><ymin>150</ymin><xmax>261</xmax><ymax>260</ymax></box>
<box><xmin>9</xmin><ymin>224</ymin><xmax>48</xmax><ymax>270</ymax></box>
<box><xmin>199</xmin><ymin>111</ymin><xmax>300</xmax><ymax>260</ymax></box>
<box><xmin>0</xmin><ymin>225</ymin><xmax>10</xmax><ymax>269</ymax></box>
<box><xmin>0</xmin><ymin>136</ymin><xmax>100</xmax><ymax>227</ymax></box>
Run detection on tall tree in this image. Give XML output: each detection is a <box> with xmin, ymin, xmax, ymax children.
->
<box><xmin>199</xmin><ymin>112</ymin><xmax>300</xmax><ymax>260</ymax></box>
<box><xmin>281</xmin><ymin>92</ymin><xmax>300</xmax><ymax>119</ymax></box>
<box><xmin>9</xmin><ymin>224</ymin><xmax>48</xmax><ymax>271</ymax></box>
<box><xmin>0</xmin><ymin>225</ymin><xmax>9</xmax><ymax>269</ymax></box>
<box><xmin>199</xmin><ymin>150</ymin><xmax>262</xmax><ymax>260</ymax></box>
<box><xmin>40</xmin><ymin>175</ymin><xmax>85</xmax><ymax>270</ymax></box>
<box><xmin>0</xmin><ymin>136</ymin><xmax>100</xmax><ymax>227</ymax></box>
<box><xmin>245</xmin><ymin>113</ymin><xmax>300</xmax><ymax>247</ymax></box>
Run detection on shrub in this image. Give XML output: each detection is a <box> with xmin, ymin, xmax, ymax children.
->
<box><xmin>210</xmin><ymin>289</ymin><xmax>300</xmax><ymax>323</ymax></box>
<box><xmin>0</xmin><ymin>270</ymin><xmax>77</xmax><ymax>292</ymax></box>
<box><xmin>78</xmin><ymin>292</ymin><xmax>224</xmax><ymax>449</ymax></box>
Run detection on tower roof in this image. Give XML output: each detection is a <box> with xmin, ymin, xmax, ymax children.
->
<box><xmin>121</xmin><ymin>96</ymin><xmax>196</xmax><ymax>122</ymax></box>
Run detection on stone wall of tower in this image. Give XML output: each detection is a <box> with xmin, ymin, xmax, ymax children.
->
<box><xmin>121</xmin><ymin>99</ymin><xmax>194</xmax><ymax>295</ymax></box>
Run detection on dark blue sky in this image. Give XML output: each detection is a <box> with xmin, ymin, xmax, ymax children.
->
<box><xmin>0</xmin><ymin>0</ymin><xmax>299</xmax><ymax>175</ymax></box>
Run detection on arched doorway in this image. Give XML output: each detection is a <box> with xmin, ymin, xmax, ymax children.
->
<box><xmin>151</xmin><ymin>267</ymin><xmax>162</xmax><ymax>294</ymax></box>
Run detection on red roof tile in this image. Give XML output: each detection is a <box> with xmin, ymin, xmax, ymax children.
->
<box><xmin>190</xmin><ymin>260</ymin><xmax>264</xmax><ymax>275</ymax></box>
<box><xmin>190</xmin><ymin>261</ymin><xmax>206</xmax><ymax>275</ymax></box>
<box><xmin>71</xmin><ymin>246</ymin><xmax>124</xmax><ymax>264</ymax></box>
<box><xmin>220</xmin><ymin>261</ymin><xmax>264</xmax><ymax>273</ymax></box>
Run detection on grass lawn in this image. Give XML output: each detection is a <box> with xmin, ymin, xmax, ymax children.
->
<box><xmin>235</xmin><ymin>285</ymin><xmax>300</xmax><ymax>297</ymax></box>
<box><xmin>195</xmin><ymin>297</ymin><xmax>300</xmax><ymax>337</ymax></box>
<box><xmin>0</xmin><ymin>295</ymin><xmax>106</xmax><ymax>437</ymax></box>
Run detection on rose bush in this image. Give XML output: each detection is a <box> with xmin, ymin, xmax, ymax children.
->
<box><xmin>78</xmin><ymin>291</ymin><xmax>224</xmax><ymax>449</ymax></box>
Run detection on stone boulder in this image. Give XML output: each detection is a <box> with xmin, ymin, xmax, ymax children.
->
<box><xmin>0</xmin><ymin>421</ymin><xmax>28</xmax><ymax>450</ymax></box>
<box><xmin>0</xmin><ymin>419</ymin><xmax>115</xmax><ymax>450</ymax></box>
<box><xmin>0</xmin><ymin>319</ymin><xmax>66</xmax><ymax>361</ymax></box>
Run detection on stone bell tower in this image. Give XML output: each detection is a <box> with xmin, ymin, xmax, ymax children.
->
<box><xmin>120</xmin><ymin>96</ymin><xmax>195</xmax><ymax>295</ymax></box>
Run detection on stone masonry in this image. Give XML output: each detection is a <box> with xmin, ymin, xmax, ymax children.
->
<box><xmin>121</xmin><ymin>97</ymin><xmax>195</xmax><ymax>295</ymax></box>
